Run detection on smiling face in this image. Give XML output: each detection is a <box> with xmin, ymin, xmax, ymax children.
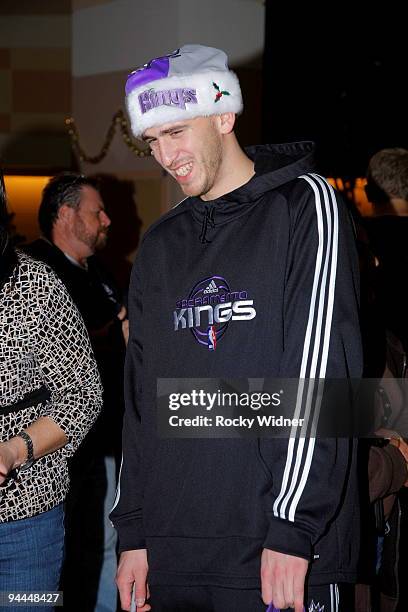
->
<box><xmin>143</xmin><ymin>116</ymin><xmax>224</xmax><ymax>199</ymax></box>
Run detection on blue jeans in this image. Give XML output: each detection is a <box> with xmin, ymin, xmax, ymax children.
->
<box><xmin>0</xmin><ymin>504</ymin><xmax>64</xmax><ymax>612</ymax></box>
<box><xmin>94</xmin><ymin>456</ymin><xmax>118</xmax><ymax>612</ymax></box>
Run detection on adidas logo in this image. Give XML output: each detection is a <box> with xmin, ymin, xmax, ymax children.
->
<box><xmin>203</xmin><ymin>280</ymin><xmax>218</xmax><ymax>294</ymax></box>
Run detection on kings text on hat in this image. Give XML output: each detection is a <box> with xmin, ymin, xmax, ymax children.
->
<box><xmin>139</xmin><ymin>87</ymin><xmax>198</xmax><ymax>114</ymax></box>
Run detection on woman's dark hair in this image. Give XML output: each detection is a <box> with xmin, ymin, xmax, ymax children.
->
<box><xmin>0</xmin><ymin>170</ymin><xmax>9</xmax><ymax>255</ymax></box>
<box><xmin>0</xmin><ymin>170</ymin><xmax>17</xmax><ymax>288</ymax></box>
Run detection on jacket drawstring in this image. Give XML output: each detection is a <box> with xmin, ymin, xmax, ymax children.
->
<box><xmin>199</xmin><ymin>206</ymin><xmax>216</xmax><ymax>243</ymax></box>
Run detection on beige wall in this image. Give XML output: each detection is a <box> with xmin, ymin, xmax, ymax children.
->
<box><xmin>0</xmin><ymin>5</ymin><xmax>72</xmax><ymax>171</ymax></box>
<box><xmin>72</xmin><ymin>0</ymin><xmax>111</xmax><ymax>9</ymax></box>
<box><xmin>72</xmin><ymin>0</ymin><xmax>264</xmax><ymax>77</ymax></box>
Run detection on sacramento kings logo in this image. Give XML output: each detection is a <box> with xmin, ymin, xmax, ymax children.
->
<box><xmin>173</xmin><ymin>275</ymin><xmax>256</xmax><ymax>351</ymax></box>
<box><xmin>188</xmin><ymin>276</ymin><xmax>231</xmax><ymax>349</ymax></box>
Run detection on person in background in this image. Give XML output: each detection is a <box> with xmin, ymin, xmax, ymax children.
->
<box><xmin>364</xmin><ymin>148</ymin><xmax>408</xmax><ymax>353</ymax></box>
<box><xmin>355</xmin><ymin>148</ymin><xmax>408</xmax><ymax>612</ymax></box>
<box><xmin>110</xmin><ymin>44</ymin><xmax>362</xmax><ymax>612</ymax></box>
<box><xmin>25</xmin><ymin>173</ymin><xmax>127</xmax><ymax>612</ymax></box>
<box><xmin>0</xmin><ymin>170</ymin><xmax>102</xmax><ymax>611</ymax></box>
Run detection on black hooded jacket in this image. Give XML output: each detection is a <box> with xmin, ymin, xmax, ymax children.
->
<box><xmin>110</xmin><ymin>142</ymin><xmax>363</xmax><ymax>587</ymax></box>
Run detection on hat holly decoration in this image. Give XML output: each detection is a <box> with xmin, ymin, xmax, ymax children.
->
<box><xmin>213</xmin><ymin>81</ymin><xmax>230</xmax><ymax>102</ymax></box>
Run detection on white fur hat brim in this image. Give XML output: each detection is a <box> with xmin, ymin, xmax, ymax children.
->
<box><xmin>126</xmin><ymin>70</ymin><xmax>243</xmax><ymax>139</ymax></box>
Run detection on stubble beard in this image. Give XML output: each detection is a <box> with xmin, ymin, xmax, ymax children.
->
<box><xmin>196</xmin><ymin>129</ymin><xmax>223</xmax><ymax>199</ymax></box>
<box><xmin>176</xmin><ymin>122</ymin><xmax>223</xmax><ymax>199</ymax></box>
<box><xmin>74</xmin><ymin>217</ymin><xmax>107</xmax><ymax>254</ymax></box>
<box><xmin>95</xmin><ymin>231</ymin><xmax>108</xmax><ymax>250</ymax></box>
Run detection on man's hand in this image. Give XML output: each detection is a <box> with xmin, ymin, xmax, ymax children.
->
<box><xmin>117</xmin><ymin>306</ymin><xmax>129</xmax><ymax>345</ymax></box>
<box><xmin>389</xmin><ymin>436</ymin><xmax>408</xmax><ymax>462</ymax></box>
<box><xmin>389</xmin><ymin>436</ymin><xmax>408</xmax><ymax>486</ymax></box>
<box><xmin>116</xmin><ymin>549</ymin><xmax>151</xmax><ymax>611</ymax></box>
<box><xmin>376</xmin><ymin>428</ymin><xmax>408</xmax><ymax>487</ymax></box>
<box><xmin>121</xmin><ymin>318</ymin><xmax>129</xmax><ymax>346</ymax></box>
<box><xmin>261</xmin><ymin>548</ymin><xmax>308</xmax><ymax>612</ymax></box>
<box><xmin>117</xmin><ymin>306</ymin><xmax>127</xmax><ymax>322</ymax></box>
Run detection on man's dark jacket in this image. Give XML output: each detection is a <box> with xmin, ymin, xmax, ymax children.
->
<box><xmin>25</xmin><ymin>238</ymin><xmax>125</xmax><ymax>456</ymax></box>
<box><xmin>111</xmin><ymin>142</ymin><xmax>363</xmax><ymax>588</ymax></box>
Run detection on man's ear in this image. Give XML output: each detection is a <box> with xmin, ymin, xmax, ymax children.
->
<box><xmin>57</xmin><ymin>204</ymin><xmax>74</xmax><ymax>225</ymax></box>
<box><xmin>218</xmin><ymin>112</ymin><xmax>236</xmax><ymax>135</ymax></box>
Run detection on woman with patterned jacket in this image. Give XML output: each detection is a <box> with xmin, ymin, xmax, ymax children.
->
<box><xmin>0</xmin><ymin>170</ymin><xmax>103</xmax><ymax>607</ymax></box>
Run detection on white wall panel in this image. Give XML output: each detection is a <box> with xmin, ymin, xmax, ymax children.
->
<box><xmin>73</xmin><ymin>0</ymin><xmax>264</xmax><ymax>77</ymax></box>
<box><xmin>73</xmin><ymin>0</ymin><xmax>179</xmax><ymax>77</ymax></box>
<box><xmin>178</xmin><ymin>0</ymin><xmax>264</xmax><ymax>67</ymax></box>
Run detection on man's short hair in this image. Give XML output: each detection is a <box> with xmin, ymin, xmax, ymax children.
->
<box><xmin>39</xmin><ymin>173</ymin><xmax>98</xmax><ymax>240</ymax></box>
<box><xmin>366</xmin><ymin>148</ymin><xmax>408</xmax><ymax>206</ymax></box>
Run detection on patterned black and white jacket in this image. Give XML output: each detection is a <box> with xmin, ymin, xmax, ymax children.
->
<box><xmin>0</xmin><ymin>251</ymin><xmax>103</xmax><ymax>521</ymax></box>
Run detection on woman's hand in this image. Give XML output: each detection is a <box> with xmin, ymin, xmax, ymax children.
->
<box><xmin>0</xmin><ymin>439</ymin><xmax>23</xmax><ymax>484</ymax></box>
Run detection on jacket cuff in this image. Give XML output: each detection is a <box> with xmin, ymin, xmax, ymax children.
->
<box><xmin>263</xmin><ymin>516</ymin><xmax>313</xmax><ymax>561</ymax></box>
<box><xmin>113</xmin><ymin>517</ymin><xmax>146</xmax><ymax>553</ymax></box>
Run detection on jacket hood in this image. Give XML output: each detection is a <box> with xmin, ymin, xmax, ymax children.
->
<box><xmin>246</xmin><ymin>141</ymin><xmax>316</xmax><ymax>197</ymax></box>
<box><xmin>189</xmin><ymin>141</ymin><xmax>316</xmax><ymax>241</ymax></box>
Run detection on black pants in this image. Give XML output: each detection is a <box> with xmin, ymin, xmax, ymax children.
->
<box><xmin>149</xmin><ymin>583</ymin><xmax>349</xmax><ymax>611</ymax></box>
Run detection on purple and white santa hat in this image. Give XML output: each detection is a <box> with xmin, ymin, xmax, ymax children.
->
<box><xmin>125</xmin><ymin>44</ymin><xmax>243</xmax><ymax>139</ymax></box>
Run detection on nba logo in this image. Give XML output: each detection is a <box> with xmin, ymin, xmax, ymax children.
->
<box><xmin>208</xmin><ymin>326</ymin><xmax>217</xmax><ymax>351</ymax></box>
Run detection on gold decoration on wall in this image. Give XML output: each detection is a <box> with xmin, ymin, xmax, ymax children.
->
<box><xmin>65</xmin><ymin>110</ymin><xmax>150</xmax><ymax>163</ymax></box>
